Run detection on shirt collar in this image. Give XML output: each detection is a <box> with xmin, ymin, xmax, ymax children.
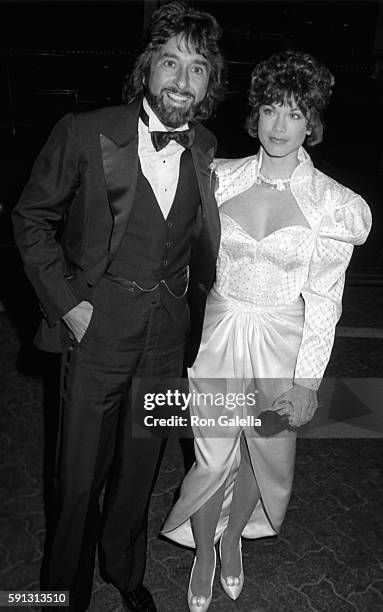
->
<box><xmin>143</xmin><ymin>97</ymin><xmax>189</xmax><ymax>133</ymax></box>
<box><xmin>256</xmin><ymin>146</ymin><xmax>314</xmax><ymax>182</ymax></box>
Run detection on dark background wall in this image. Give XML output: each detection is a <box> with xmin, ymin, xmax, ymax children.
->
<box><xmin>1</xmin><ymin>0</ymin><xmax>383</xmax><ymax>275</ymax></box>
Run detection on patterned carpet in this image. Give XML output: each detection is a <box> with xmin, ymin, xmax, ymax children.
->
<box><xmin>1</xmin><ymin>285</ymin><xmax>383</xmax><ymax>611</ymax></box>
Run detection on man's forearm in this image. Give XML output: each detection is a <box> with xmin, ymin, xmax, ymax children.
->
<box><xmin>12</xmin><ymin>113</ymin><xmax>80</xmax><ymax>325</ymax></box>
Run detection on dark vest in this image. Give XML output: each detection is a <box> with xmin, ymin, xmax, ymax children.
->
<box><xmin>108</xmin><ymin>149</ymin><xmax>200</xmax><ymax>283</ymax></box>
<box><xmin>91</xmin><ymin>149</ymin><xmax>201</xmax><ymax>321</ymax></box>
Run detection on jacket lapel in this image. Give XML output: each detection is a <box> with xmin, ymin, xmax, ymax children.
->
<box><xmin>191</xmin><ymin>143</ymin><xmax>221</xmax><ymax>264</ymax></box>
<box><xmin>100</xmin><ymin>98</ymin><xmax>141</xmax><ymax>262</ymax></box>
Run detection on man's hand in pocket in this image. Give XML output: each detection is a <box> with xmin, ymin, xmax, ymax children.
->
<box><xmin>62</xmin><ymin>301</ymin><xmax>94</xmax><ymax>343</ymax></box>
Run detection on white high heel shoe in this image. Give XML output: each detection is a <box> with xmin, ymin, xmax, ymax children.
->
<box><xmin>187</xmin><ymin>548</ymin><xmax>216</xmax><ymax>612</ymax></box>
<box><xmin>219</xmin><ymin>534</ymin><xmax>244</xmax><ymax>600</ymax></box>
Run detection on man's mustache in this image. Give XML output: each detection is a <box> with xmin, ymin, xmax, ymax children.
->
<box><xmin>162</xmin><ymin>87</ymin><xmax>195</xmax><ymax>101</ymax></box>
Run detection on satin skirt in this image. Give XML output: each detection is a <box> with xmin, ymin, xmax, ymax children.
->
<box><xmin>161</xmin><ymin>288</ymin><xmax>305</xmax><ymax>547</ymax></box>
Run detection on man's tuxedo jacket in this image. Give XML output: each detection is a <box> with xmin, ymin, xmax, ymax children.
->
<box><xmin>12</xmin><ymin>97</ymin><xmax>221</xmax><ymax>365</ymax></box>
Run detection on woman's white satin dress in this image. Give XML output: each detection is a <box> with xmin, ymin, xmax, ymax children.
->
<box><xmin>161</xmin><ymin>214</ymin><xmax>308</xmax><ymax>546</ymax></box>
<box><xmin>161</xmin><ymin>148</ymin><xmax>372</xmax><ymax>548</ymax></box>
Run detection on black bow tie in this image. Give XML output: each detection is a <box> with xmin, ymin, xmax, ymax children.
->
<box><xmin>140</xmin><ymin>105</ymin><xmax>194</xmax><ymax>151</ymax></box>
<box><xmin>150</xmin><ymin>128</ymin><xmax>195</xmax><ymax>151</ymax></box>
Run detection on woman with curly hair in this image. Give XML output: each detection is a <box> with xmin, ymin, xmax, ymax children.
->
<box><xmin>162</xmin><ymin>50</ymin><xmax>371</xmax><ymax>611</ymax></box>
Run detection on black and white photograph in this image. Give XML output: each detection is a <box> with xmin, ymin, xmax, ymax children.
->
<box><xmin>1</xmin><ymin>1</ymin><xmax>383</xmax><ymax>611</ymax></box>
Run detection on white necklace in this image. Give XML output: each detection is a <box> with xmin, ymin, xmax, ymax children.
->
<box><xmin>257</xmin><ymin>172</ymin><xmax>291</xmax><ymax>191</ymax></box>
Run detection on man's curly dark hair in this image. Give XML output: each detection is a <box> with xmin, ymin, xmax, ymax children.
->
<box><xmin>123</xmin><ymin>1</ymin><xmax>225</xmax><ymax>123</ymax></box>
<box><xmin>246</xmin><ymin>50</ymin><xmax>334</xmax><ymax>146</ymax></box>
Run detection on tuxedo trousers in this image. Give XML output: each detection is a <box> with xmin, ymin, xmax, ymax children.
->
<box><xmin>43</xmin><ymin>277</ymin><xmax>189</xmax><ymax>611</ymax></box>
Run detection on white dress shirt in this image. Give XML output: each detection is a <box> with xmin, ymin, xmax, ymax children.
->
<box><xmin>138</xmin><ymin>98</ymin><xmax>189</xmax><ymax>219</ymax></box>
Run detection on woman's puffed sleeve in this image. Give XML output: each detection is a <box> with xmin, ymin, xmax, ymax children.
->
<box><xmin>213</xmin><ymin>156</ymin><xmax>257</xmax><ymax>206</ymax></box>
<box><xmin>213</xmin><ymin>158</ymin><xmax>234</xmax><ymax>206</ymax></box>
<box><xmin>294</xmin><ymin>192</ymin><xmax>372</xmax><ymax>389</ymax></box>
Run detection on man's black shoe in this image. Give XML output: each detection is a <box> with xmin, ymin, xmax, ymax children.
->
<box><xmin>120</xmin><ymin>585</ymin><xmax>157</xmax><ymax>612</ymax></box>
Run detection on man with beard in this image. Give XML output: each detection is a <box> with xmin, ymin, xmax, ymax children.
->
<box><xmin>12</xmin><ymin>2</ymin><xmax>225</xmax><ymax>611</ymax></box>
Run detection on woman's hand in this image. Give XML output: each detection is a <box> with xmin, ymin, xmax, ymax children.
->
<box><xmin>272</xmin><ymin>385</ymin><xmax>318</xmax><ymax>428</ymax></box>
